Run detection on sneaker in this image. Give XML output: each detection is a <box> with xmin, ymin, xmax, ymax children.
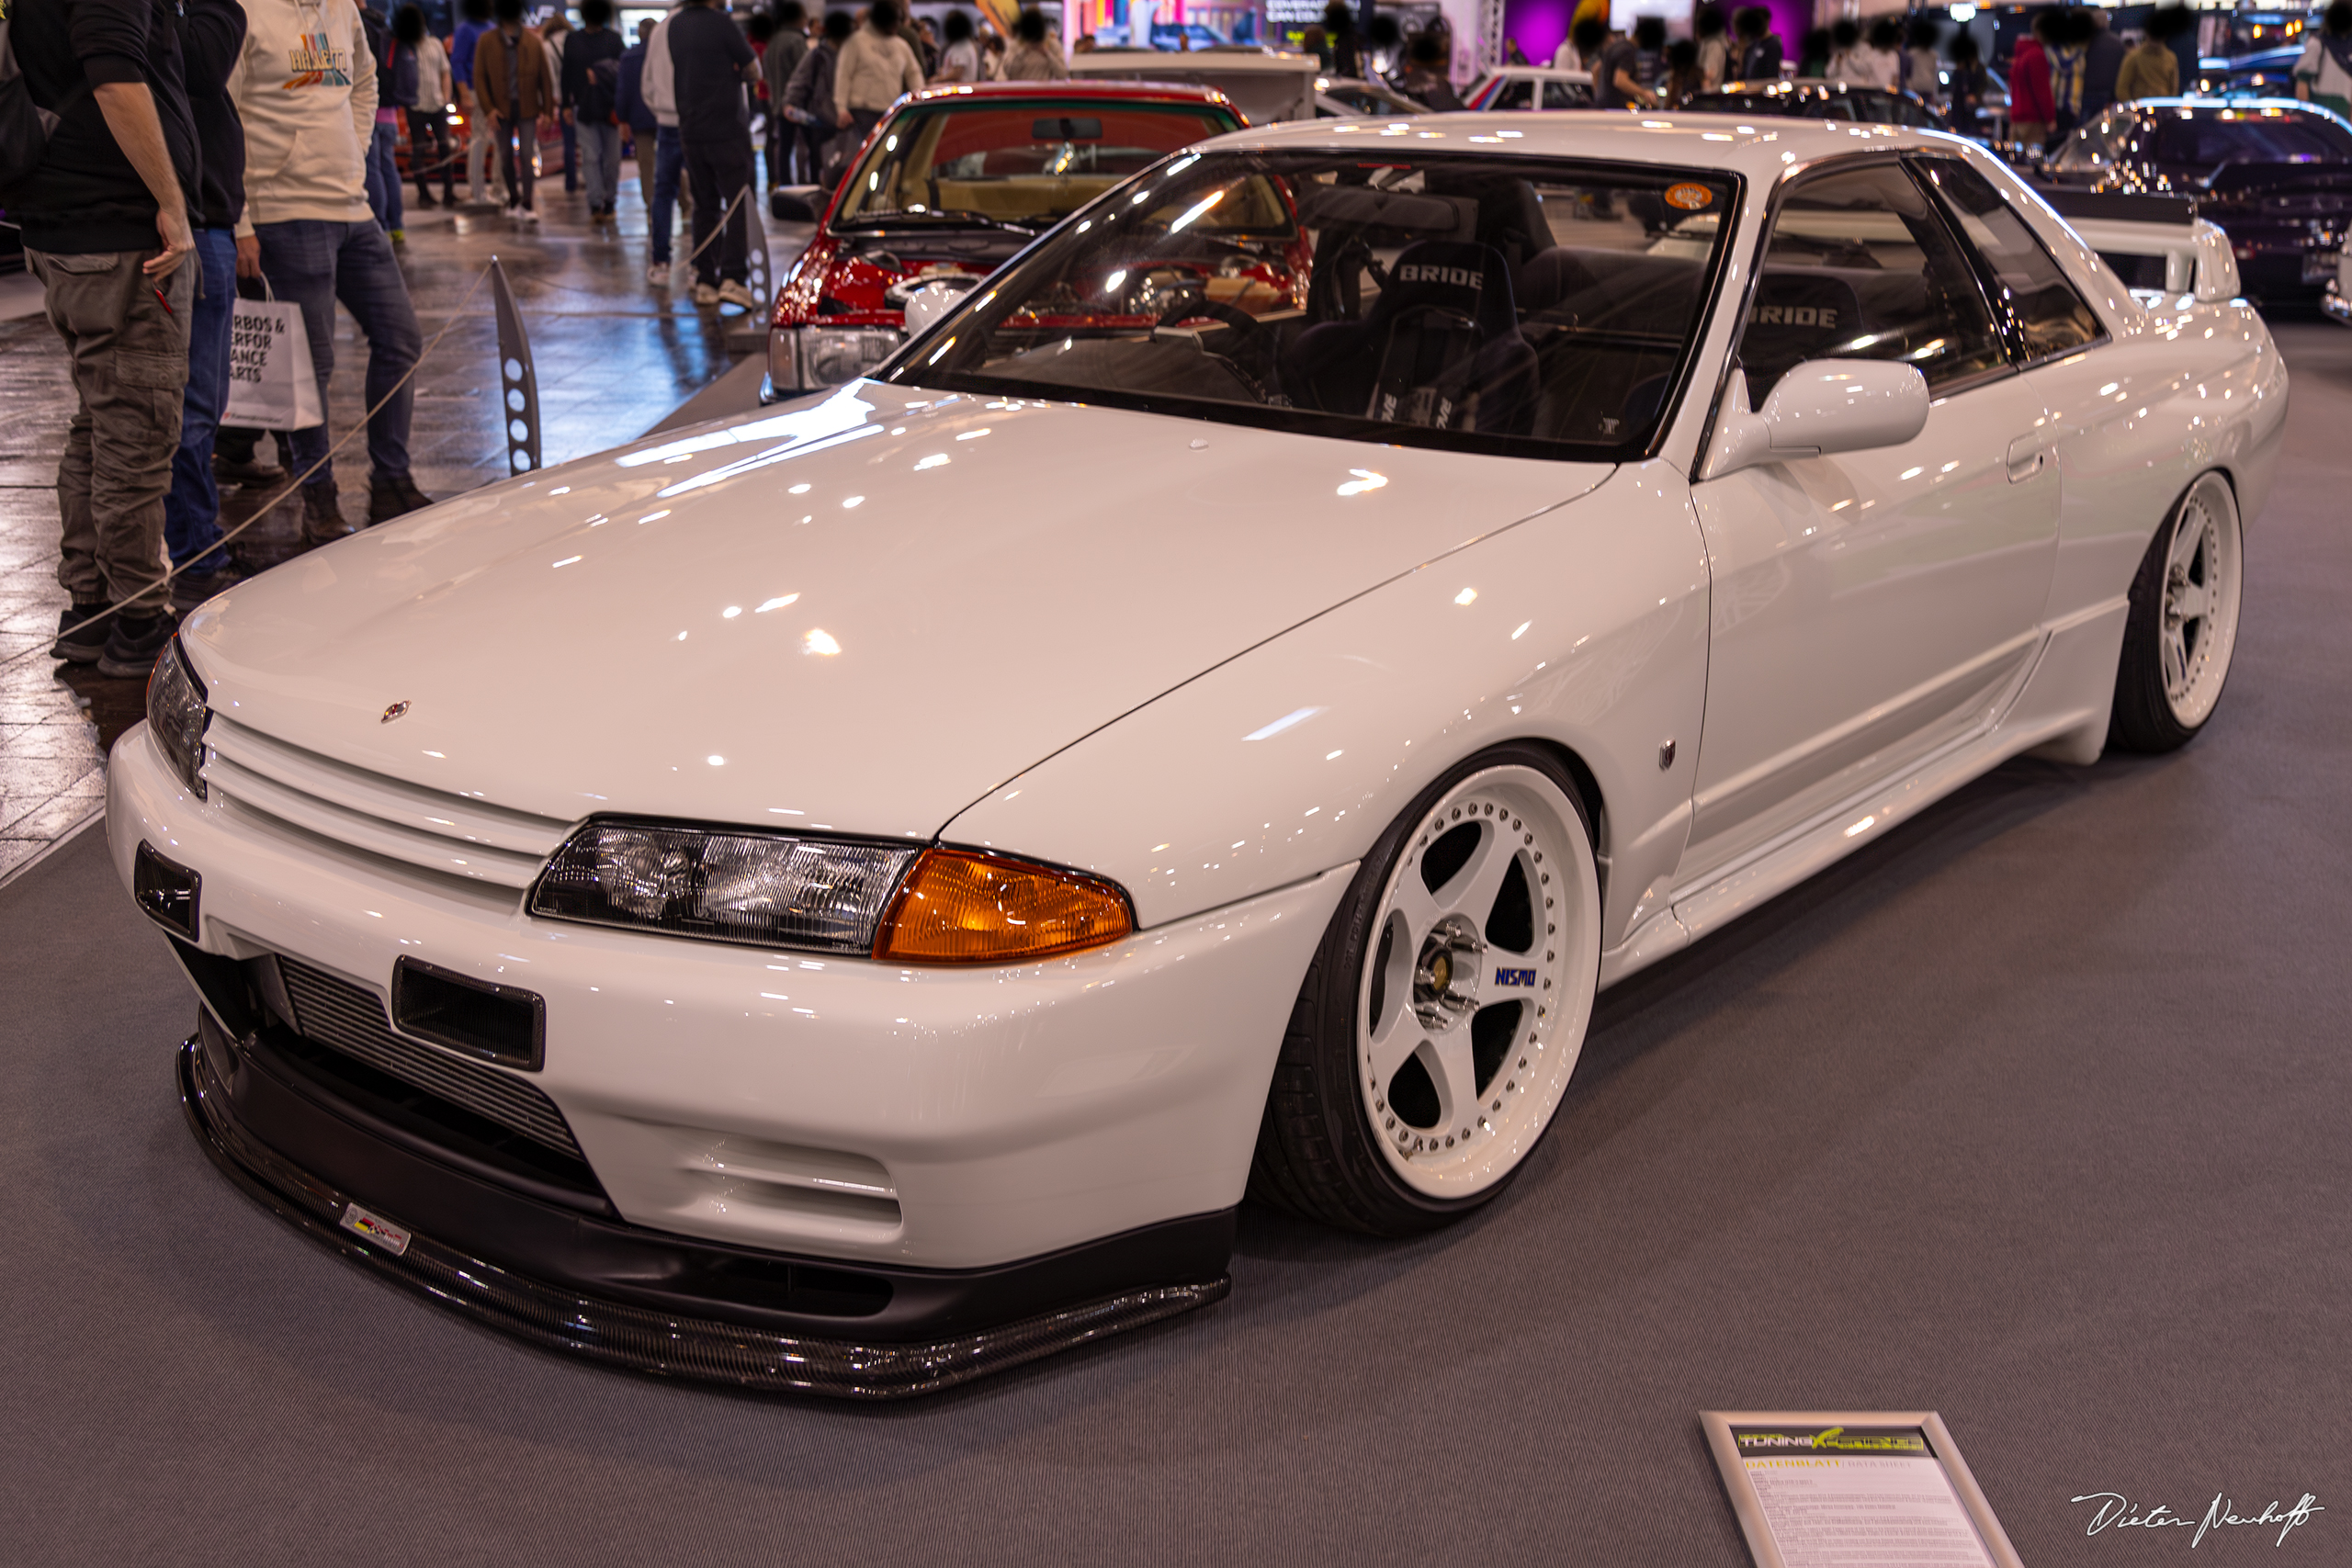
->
<box><xmin>691</xmin><ymin>282</ymin><xmax>721</xmax><ymax>307</ymax></box>
<box><xmin>213</xmin><ymin>451</ymin><xmax>285</xmax><ymax>488</ymax></box>
<box><xmin>648</xmin><ymin>262</ymin><xmax>671</xmax><ymax>285</ymax></box>
<box><xmin>368</xmin><ymin>472</ymin><xmax>434</xmax><ymax>525</ymax></box>
<box><xmin>96</xmin><ymin>610</ymin><xmax>175</xmax><ymax>680</ymax></box>
<box><xmin>416</xmin><ymin>190</ymin><xmax>438</xmax><ymax>209</ymax></box>
<box><xmin>718</xmin><ymin>279</ymin><xmax>758</xmax><ymax>310</ymax></box>
<box><xmin>51</xmin><ymin>603</ymin><xmax>110</xmax><ymax>664</ymax></box>
<box><xmin>520</xmin><ymin>207</ymin><xmax>540</xmax><ymax>224</ymax></box>
<box><xmin>299</xmin><ymin>483</ymin><xmax>353</xmax><ymax>545</ymax></box>
<box><xmin>170</xmin><ymin>560</ymin><xmax>252</xmax><ymax>616</ymax></box>
<box><xmin>389</xmin><ymin>228</ymin><xmax>406</xmax><ymax>243</ymax></box>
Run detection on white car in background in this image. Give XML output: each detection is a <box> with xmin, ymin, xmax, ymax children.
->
<box><xmin>115</xmin><ymin>116</ymin><xmax>2286</xmax><ymax>1398</ymax></box>
<box><xmin>1464</xmin><ymin>66</ymin><xmax>1596</xmax><ymax>110</ymax></box>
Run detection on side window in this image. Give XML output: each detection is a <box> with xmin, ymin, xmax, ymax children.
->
<box><xmin>1541</xmin><ymin>80</ymin><xmax>1589</xmax><ymax>109</ymax></box>
<box><xmin>1736</xmin><ymin>162</ymin><xmax>2007</xmax><ymax>402</ymax></box>
<box><xmin>1916</xmin><ymin>158</ymin><xmax>2105</xmax><ymax>362</ymax></box>
<box><xmin>2051</xmin><ymin>111</ymin><xmax>2128</xmax><ymax>174</ymax></box>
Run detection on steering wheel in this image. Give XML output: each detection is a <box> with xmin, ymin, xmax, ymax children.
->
<box><xmin>1154</xmin><ymin>291</ymin><xmax>1264</xmax><ymax>340</ymax></box>
<box><xmin>1151</xmin><ymin>288</ymin><xmax>1275</xmax><ymax>399</ymax></box>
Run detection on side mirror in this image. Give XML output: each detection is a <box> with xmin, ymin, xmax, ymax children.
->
<box><xmin>900</xmin><ymin>277</ymin><xmax>978</xmax><ymax>337</ymax></box>
<box><xmin>1702</xmin><ymin>359</ymin><xmax>1931</xmax><ymax>480</ymax></box>
<box><xmin>769</xmin><ymin>186</ymin><xmax>824</xmax><ymax>224</ymax></box>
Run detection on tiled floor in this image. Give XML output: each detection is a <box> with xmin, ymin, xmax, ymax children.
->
<box><xmin>0</xmin><ymin>172</ymin><xmax>800</xmax><ymax>881</ymax></box>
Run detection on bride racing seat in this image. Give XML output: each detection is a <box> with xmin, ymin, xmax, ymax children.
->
<box><xmin>1281</xmin><ymin>241</ymin><xmax>1540</xmax><ymax>436</ymax></box>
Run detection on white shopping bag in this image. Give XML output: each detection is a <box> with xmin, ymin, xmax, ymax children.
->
<box><xmin>222</xmin><ymin>293</ymin><xmax>323</xmax><ymax>431</ymax></box>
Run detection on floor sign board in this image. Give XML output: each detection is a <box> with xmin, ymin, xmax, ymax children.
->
<box><xmin>1702</xmin><ymin>1411</ymin><xmax>2024</xmax><ymax>1568</ymax></box>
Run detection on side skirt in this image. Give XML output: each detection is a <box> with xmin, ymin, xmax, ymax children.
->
<box><xmin>1598</xmin><ymin>598</ymin><xmax>2129</xmax><ymax>989</ymax></box>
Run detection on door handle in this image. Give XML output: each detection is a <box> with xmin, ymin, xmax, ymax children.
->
<box><xmin>2004</xmin><ymin>434</ymin><xmax>2048</xmax><ymax>484</ymax></box>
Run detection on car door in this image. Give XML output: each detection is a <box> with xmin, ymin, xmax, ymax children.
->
<box><xmin>1681</xmin><ymin>156</ymin><xmax>2060</xmax><ymax>886</ymax></box>
<box><xmin>1911</xmin><ymin>155</ymin><xmax>2132</xmax><ymax>627</ymax></box>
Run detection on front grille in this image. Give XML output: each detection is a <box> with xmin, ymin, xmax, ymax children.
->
<box><xmin>202</xmin><ymin>716</ymin><xmax>573</xmax><ymax>892</ymax></box>
<box><xmin>277</xmin><ymin>955</ymin><xmax>584</xmax><ymax>1161</ymax></box>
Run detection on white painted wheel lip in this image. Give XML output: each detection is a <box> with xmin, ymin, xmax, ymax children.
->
<box><xmin>1354</xmin><ymin>763</ymin><xmax>1600</xmax><ymax>1200</ymax></box>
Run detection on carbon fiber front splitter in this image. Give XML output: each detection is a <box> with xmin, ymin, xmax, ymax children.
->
<box><xmin>177</xmin><ymin>1036</ymin><xmax>1229</xmax><ymax>1398</ymax></box>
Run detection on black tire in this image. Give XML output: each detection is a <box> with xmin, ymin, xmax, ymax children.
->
<box><xmin>1248</xmin><ymin>741</ymin><xmax>1601</xmax><ymax>1236</ymax></box>
<box><xmin>2109</xmin><ymin>470</ymin><xmax>2244</xmax><ymax>754</ymax></box>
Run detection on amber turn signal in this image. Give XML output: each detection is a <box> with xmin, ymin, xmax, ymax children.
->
<box><xmin>873</xmin><ymin>848</ymin><xmax>1133</xmax><ymax>965</ymax></box>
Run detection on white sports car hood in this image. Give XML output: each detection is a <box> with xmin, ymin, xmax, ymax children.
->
<box><xmin>181</xmin><ymin>382</ymin><xmax>1609</xmax><ymax>838</ymax></box>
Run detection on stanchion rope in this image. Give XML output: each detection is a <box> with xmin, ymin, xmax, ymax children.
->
<box><xmin>0</xmin><ymin>261</ymin><xmax>498</xmax><ymax>678</ymax></box>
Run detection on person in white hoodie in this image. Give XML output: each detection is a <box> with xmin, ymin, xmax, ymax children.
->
<box><xmin>639</xmin><ymin>0</ymin><xmax>695</xmax><ymax>285</ymax></box>
<box><xmin>231</xmin><ymin>0</ymin><xmax>433</xmax><ymax>534</ymax></box>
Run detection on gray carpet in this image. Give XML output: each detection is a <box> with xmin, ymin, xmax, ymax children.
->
<box><xmin>6</xmin><ymin>324</ymin><xmax>2350</xmax><ymax>1566</ymax></box>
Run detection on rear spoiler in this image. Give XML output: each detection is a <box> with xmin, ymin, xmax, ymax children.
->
<box><xmin>2029</xmin><ymin>185</ymin><xmax>2197</xmax><ymax>226</ymax></box>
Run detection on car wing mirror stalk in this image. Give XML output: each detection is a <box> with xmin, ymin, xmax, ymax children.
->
<box><xmin>1702</xmin><ymin>360</ymin><xmax>1930</xmax><ymax>481</ymax></box>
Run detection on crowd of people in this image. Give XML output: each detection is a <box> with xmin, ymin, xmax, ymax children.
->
<box><xmin>1504</xmin><ymin>2</ymin><xmax>2258</xmax><ymax>152</ymax></box>
<box><xmin>8</xmin><ymin>0</ymin><xmax>2350</xmax><ymax>682</ymax></box>
<box><xmin>9</xmin><ymin>0</ymin><xmax>440</xmax><ymax>678</ymax></box>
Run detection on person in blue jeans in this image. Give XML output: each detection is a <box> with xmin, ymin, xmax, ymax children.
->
<box><xmin>360</xmin><ymin>0</ymin><xmax>418</xmax><ymax>241</ymax></box>
<box><xmin>641</xmin><ymin>5</ymin><xmax>694</xmax><ymax>286</ymax></box>
<box><xmin>166</xmin><ymin>0</ymin><xmax>251</xmax><ymax>606</ymax></box>
<box><xmin>232</xmin><ymin>0</ymin><xmax>433</xmax><ymax>535</ymax></box>
<box><xmin>242</xmin><ymin>222</ymin><xmax>429</xmax><ymax>531</ymax></box>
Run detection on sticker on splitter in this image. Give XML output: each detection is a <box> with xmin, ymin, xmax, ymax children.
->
<box><xmin>1664</xmin><ymin>182</ymin><xmax>1715</xmax><ymax>211</ymax></box>
<box><xmin>340</xmin><ymin>1202</ymin><xmax>411</xmax><ymax>1256</ymax></box>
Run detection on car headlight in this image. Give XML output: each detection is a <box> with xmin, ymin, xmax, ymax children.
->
<box><xmin>533</xmin><ymin>822</ymin><xmax>918</xmax><ymax>953</ymax></box>
<box><xmin>795</xmin><ymin>326</ymin><xmax>902</xmax><ymax>389</ymax></box>
<box><xmin>146</xmin><ymin>634</ymin><xmax>209</xmax><ymax>799</ymax></box>
<box><xmin>530</xmin><ymin>824</ymin><xmax>1133</xmax><ymax>964</ymax></box>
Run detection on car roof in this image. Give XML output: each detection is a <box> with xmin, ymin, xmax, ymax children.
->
<box><xmin>1071</xmin><ymin>48</ymin><xmax>1321</xmax><ymax>75</ymax></box>
<box><xmin>905</xmin><ymin>79</ymin><xmax>1239</xmax><ymax>107</ymax></box>
<box><xmin>1718</xmin><ymin>78</ymin><xmax>1906</xmax><ymax>96</ymax></box>
<box><xmin>1200</xmin><ymin>109</ymin><xmax>1962</xmax><ymax>175</ymax></box>
<box><xmin>2125</xmin><ymin>95</ymin><xmax>2346</xmax><ymax>118</ymax></box>
<box><xmin>1475</xmin><ymin>66</ymin><xmax>1594</xmax><ymax>83</ymax></box>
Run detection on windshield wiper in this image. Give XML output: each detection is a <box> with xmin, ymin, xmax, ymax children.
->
<box><xmin>834</xmin><ymin>209</ymin><xmax>1041</xmax><ymax>234</ymax></box>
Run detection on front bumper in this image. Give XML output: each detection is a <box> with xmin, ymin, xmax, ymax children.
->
<box><xmin>111</xmin><ymin>721</ymin><xmax>1352</xmax><ymax>1274</ymax></box>
<box><xmin>179</xmin><ymin>1013</ymin><xmax>1228</xmax><ymax>1397</ymax></box>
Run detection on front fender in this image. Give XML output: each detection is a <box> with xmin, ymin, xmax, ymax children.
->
<box><xmin>944</xmin><ymin>463</ymin><xmax>1713</xmax><ymax>950</ymax></box>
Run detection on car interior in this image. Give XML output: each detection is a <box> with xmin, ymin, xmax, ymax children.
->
<box><xmin>832</xmin><ymin>105</ymin><xmax>1242</xmax><ymax>229</ymax></box>
<box><xmin>919</xmin><ymin>155</ymin><xmax>1738</xmax><ymax>453</ymax></box>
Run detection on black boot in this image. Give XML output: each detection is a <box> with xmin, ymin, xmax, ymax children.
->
<box><xmin>51</xmin><ymin>602</ymin><xmax>110</xmax><ymax>664</ymax></box>
<box><xmin>368</xmin><ymin>472</ymin><xmax>435</xmax><ymax>525</ymax></box>
<box><xmin>96</xmin><ymin>609</ymin><xmax>175</xmax><ymax>679</ymax></box>
<box><xmin>300</xmin><ymin>483</ymin><xmax>353</xmax><ymax>544</ymax></box>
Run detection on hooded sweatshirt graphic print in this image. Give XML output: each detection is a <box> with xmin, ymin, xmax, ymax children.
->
<box><xmin>229</xmin><ymin>0</ymin><xmax>379</xmax><ymax>230</ymax></box>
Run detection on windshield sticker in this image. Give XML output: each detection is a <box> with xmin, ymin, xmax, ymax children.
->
<box><xmin>1666</xmin><ymin>182</ymin><xmax>1715</xmax><ymax>210</ymax></box>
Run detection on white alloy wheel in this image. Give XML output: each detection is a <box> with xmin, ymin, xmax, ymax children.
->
<box><xmin>2155</xmin><ymin>473</ymin><xmax>2243</xmax><ymax>729</ymax></box>
<box><xmin>2112</xmin><ymin>470</ymin><xmax>2244</xmax><ymax>753</ymax></box>
<box><xmin>1355</xmin><ymin>764</ymin><xmax>1601</xmax><ymax>1200</ymax></box>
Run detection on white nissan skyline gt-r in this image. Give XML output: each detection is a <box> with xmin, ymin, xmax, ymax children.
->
<box><xmin>113</xmin><ymin>115</ymin><xmax>2286</xmax><ymax>1398</ymax></box>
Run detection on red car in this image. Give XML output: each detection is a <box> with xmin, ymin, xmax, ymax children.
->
<box><xmin>765</xmin><ymin>80</ymin><xmax>1248</xmax><ymax>399</ymax></box>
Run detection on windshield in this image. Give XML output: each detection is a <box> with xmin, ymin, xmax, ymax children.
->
<box><xmin>1321</xmin><ymin>83</ymin><xmax>1422</xmax><ymax>116</ymax></box>
<box><xmin>2151</xmin><ymin>111</ymin><xmax>2352</xmax><ymax>167</ymax></box>
<box><xmin>832</xmin><ymin>101</ymin><xmax>1243</xmax><ymax>230</ymax></box>
<box><xmin>886</xmin><ymin>149</ymin><xmax>1738</xmax><ymax>457</ymax></box>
